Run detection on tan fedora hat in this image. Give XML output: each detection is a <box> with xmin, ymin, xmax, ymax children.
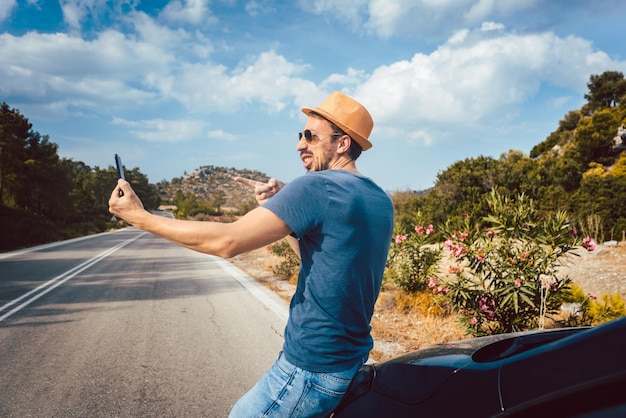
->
<box><xmin>302</xmin><ymin>91</ymin><xmax>374</xmax><ymax>151</ymax></box>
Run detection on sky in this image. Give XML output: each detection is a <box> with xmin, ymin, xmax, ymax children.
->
<box><xmin>1</xmin><ymin>0</ymin><xmax>625</xmax><ymax>192</ymax></box>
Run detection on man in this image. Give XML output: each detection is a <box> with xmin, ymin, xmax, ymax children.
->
<box><xmin>109</xmin><ymin>91</ymin><xmax>394</xmax><ymax>417</ymax></box>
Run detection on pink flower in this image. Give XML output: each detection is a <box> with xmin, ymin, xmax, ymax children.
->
<box><xmin>415</xmin><ymin>225</ymin><xmax>425</xmax><ymax>235</ymax></box>
<box><xmin>428</xmin><ymin>277</ymin><xmax>437</xmax><ymax>288</ymax></box>
<box><xmin>582</xmin><ymin>236</ymin><xmax>596</xmax><ymax>252</ymax></box>
<box><xmin>395</xmin><ymin>234</ymin><xmax>408</xmax><ymax>244</ymax></box>
<box><xmin>470</xmin><ymin>317</ymin><xmax>478</xmax><ymax>325</ymax></box>
<box><xmin>426</xmin><ymin>224</ymin><xmax>434</xmax><ymax>235</ymax></box>
<box><xmin>452</xmin><ymin>244</ymin><xmax>466</xmax><ymax>258</ymax></box>
<box><xmin>514</xmin><ymin>278</ymin><xmax>523</xmax><ymax>288</ymax></box>
<box><xmin>444</xmin><ymin>239</ymin><xmax>454</xmax><ymax>250</ymax></box>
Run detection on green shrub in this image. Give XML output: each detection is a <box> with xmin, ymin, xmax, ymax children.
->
<box><xmin>437</xmin><ymin>190</ymin><xmax>596</xmax><ymax>336</ymax></box>
<box><xmin>561</xmin><ymin>284</ymin><xmax>626</xmax><ymax>326</ymax></box>
<box><xmin>269</xmin><ymin>239</ymin><xmax>300</xmax><ymax>281</ymax></box>
<box><xmin>384</xmin><ymin>212</ymin><xmax>443</xmax><ymax>293</ymax></box>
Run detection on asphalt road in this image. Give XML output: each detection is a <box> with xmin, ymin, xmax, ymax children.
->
<box><xmin>0</xmin><ymin>228</ymin><xmax>287</xmax><ymax>417</ymax></box>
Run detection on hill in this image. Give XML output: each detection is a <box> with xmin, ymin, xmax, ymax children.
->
<box><xmin>154</xmin><ymin>165</ymin><xmax>283</xmax><ymax>214</ymax></box>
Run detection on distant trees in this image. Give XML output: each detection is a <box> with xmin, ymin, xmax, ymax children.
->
<box><xmin>0</xmin><ymin>102</ymin><xmax>159</xmax><ymax>251</ymax></box>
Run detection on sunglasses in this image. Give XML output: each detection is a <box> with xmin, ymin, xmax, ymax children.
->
<box><xmin>298</xmin><ymin>130</ymin><xmax>344</xmax><ymax>144</ymax></box>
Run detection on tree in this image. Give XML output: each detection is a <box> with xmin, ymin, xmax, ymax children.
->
<box><xmin>211</xmin><ymin>189</ymin><xmax>227</xmax><ymax>214</ymax></box>
<box><xmin>0</xmin><ymin>103</ymin><xmax>31</xmax><ymax>206</ymax></box>
<box><xmin>584</xmin><ymin>71</ymin><xmax>626</xmax><ymax>111</ymax></box>
<box><xmin>575</xmin><ymin>108</ymin><xmax>620</xmax><ymax>166</ymax></box>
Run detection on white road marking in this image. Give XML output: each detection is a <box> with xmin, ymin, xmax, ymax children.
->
<box><xmin>0</xmin><ymin>232</ymin><xmax>147</xmax><ymax>322</ymax></box>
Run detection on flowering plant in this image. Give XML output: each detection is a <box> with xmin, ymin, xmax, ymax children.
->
<box><xmin>385</xmin><ymin>212</ymin><xmax>442</xmax><ymax>293</ymax></box>
<box><xmin>439</xmin><ymin>190</ymin><xmax>595</xmax><ymax>336</ymax></box>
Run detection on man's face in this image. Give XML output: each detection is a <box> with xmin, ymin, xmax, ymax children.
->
<box><xmin>297</xmin><ymin>117</ymin><xmax>340</xmax><ymax>172</ymax></box>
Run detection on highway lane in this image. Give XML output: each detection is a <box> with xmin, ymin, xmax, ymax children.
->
<box><xmin>0</xmin><ymin>229</ymin><xmax>287</xmax><ymax>417</ymax></box>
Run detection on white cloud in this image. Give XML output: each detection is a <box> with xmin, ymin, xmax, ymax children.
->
<box><xmin>159</xmin><ymin>0</ymin><xmax>217</xmax><ymax>26</ymax></box>
<box><xmin>208</xmin><ymin>129</ymin><xmax>237</xmax><ymax>141</ymax></box>
<box><xmin>245</xmin><ymin>0</ymin><xmax>276</xmax><ymax>16</ymax></box>
<box><xmin>464</xmin><ymin>0</ymin><xmax>539</xmax><ymax>23</ymax></box>
<box><xmin>112</xmin><ymin>117</ymin><xmax>206</xmax><ymax>143</ymax></box>
<box><xmin>481</xmin><ymin>21</ymin><xmax>504</xmax><ymax>31</ymax></box>
<box><xmin>301</xmin><ymin>0</ymin><xmax>369</xmax><ymax>30</ymax></box>
<box><xmin>304</xmin><ymin>0</ymin><xmax>626</xmax><ymax>42</ymax></box>
<box><xmin>356</xmin><ymin>30</ymin><xmax>624</xmax><ymax>145</ymax></box>
<box><xmin>165</xmin><ymin>50</ymin><xmax>318</xmax><ymax>114</ymax></box>
<box><xmin>0</xmin><ymin>0</ymin><xmax>17</xmax><ymax>22</ymax></box>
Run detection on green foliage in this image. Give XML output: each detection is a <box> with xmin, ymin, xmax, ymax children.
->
<box><xmin>572</xmin><ymin>152</ymin><xmax>626</xmax><ymax>241</ymax></box>
<box><xmin>584</xmin><ymin>71</ymin><xmax>626</xmax><ymax>111</ymax></box>
<box><xmin>439</xmin><ymin>190</ymin><xmax>593</xmax><ymax>337</ymax></box>
<box><xmin>385</xmin><ymin>212</ymin><xmax>443</xmax><ymax>293</ymax></box>
<box><xmin>574</xmin><ymin>109</ymin><xmax>620</xmax><ymax>166</ymax></box>
<box><xmin>269</xmin><ymin>240</ymin><xmax>300</xmax><ymax>281</ymax></box>
<box><xmin>561</xmin><ymin>284</ymin><xmax>626</xmax><ymax>326</ymax></box>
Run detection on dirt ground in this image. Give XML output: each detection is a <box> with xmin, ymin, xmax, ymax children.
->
<box><xmin>230</xmin><ymin>243</ymin><xmax>626</xmax><ymax>362</ymax></box>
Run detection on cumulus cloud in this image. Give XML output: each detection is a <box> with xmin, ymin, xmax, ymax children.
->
<box><xmin>2</xmin><ymin>1</ymin><xmax>624</xmax><ymax>153</ymax></box>
<box><xmin>355</xmin><ymin>29</ymin><xmax>622</xmax><ymax>145</ymax></box>
<box><xmin>164</xmin><ymin>50</ymin><xmax>318</xmax><ymax>114</ymax></box>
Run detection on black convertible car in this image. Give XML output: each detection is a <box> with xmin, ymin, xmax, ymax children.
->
<box><xmin>332</xmin><ymin>316</ymin><xmax>626</xmax><ymax>417</ymax></box>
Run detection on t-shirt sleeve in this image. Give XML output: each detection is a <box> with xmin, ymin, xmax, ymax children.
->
<box><xmin>262</xmin><ymin>175</ymin><xmax>327</xmax><ymax>239</ymax></box>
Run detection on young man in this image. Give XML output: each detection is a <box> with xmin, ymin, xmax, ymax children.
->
<box><xmin>109</xmin><ymin>91</ymin><xmax>394</xmax><ymax>417</ymax></box>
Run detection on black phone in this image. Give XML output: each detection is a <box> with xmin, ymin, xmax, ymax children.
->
<box><xmin>114</xmin><ymin>154</ymin><xmax>125</xmax><ymax>180</ymax></box>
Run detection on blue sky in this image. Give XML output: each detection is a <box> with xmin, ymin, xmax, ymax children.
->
<box><xmin>1</xmin><ymin>0</ymin><xmax>625</xmax><ymax>191</ymax></box>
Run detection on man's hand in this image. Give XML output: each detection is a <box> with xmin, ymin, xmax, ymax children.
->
<box><xmin>234</xmin><ymin>177</ymin><xmax>281</xmax><ymax>205</ymax></box>
<box><xmin>109</xmin><ymin>179</ymin><xmax>147</xmax><ymax>226</ymax></box>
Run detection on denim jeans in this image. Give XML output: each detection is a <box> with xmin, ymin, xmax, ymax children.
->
<box><xmin>229</xmin><ymin>351</ymin><xmax>364</xmax><ymax>418</ymax></box>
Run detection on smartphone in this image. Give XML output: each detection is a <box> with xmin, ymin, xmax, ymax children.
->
<box><xmin>114</xmin><ymin>154</ymin><xmax>125</xmax><ymax>180</ymax></box>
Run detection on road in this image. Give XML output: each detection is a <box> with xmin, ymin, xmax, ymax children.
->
<box><xmin>0</xmin><ymin>228</ymin><xmax>287</xmax><ymax>417</ymax></box>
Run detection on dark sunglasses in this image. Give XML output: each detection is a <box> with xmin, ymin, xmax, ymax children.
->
<box><xmin>298</xmin><ymin>129</ymin><xmax>344</xmax><ymax>144</ymax></box>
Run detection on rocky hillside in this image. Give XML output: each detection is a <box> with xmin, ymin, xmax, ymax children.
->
<box><xmin>155</xmin><ymin>165</ymin><xmax>283</xmax><ymax>213</ymax></box>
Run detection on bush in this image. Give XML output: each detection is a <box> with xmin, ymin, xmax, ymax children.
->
<box><xmin>269</xmin><ymin>239</ymin><xmax>300</xmax><ymax>281</ymax></box>
<box><xmin>561</xmin><ymin>284</ymin><xmax>626</xmax><ymax>326</ymax></box>
<box><xmin>438</xmin><ymin>190</ymin><xmax>596</xmax><ymax>336</ymax></box>
<box><xmin>385</xmin><ymin>212</ymin><xmax>443</xmax><ymax>293</ymax></box>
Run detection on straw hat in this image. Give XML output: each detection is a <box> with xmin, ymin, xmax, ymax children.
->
<box><xmin>302</xmin><ymin>91</ymin><xmax>374</xmax><ymax>151</ymax></box>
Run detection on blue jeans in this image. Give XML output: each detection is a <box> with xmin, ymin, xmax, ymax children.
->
<box><xmin>229</xmin><ymin>351</ymin><xmax>363</xmax><ymax>418</ymax></box>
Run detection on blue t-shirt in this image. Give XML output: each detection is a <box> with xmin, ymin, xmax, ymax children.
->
<box><xmin>263</xmin><ymin>170</ymin><xmax>394</xmax><ymax>372</ymax></box>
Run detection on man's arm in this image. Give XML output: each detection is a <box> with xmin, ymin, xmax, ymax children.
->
<box><xmin>234</xmin><ymin>176</ymin><xmax>301</xmax><ymax>258</ymax></box>
<box><xmin>109</xmin><ymin>179</ymin><xmax>291</xmax><ymax>259</ymax></box>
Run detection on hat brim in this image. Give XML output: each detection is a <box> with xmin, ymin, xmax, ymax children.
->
<box><xmin>302</xmin><ymin>107</ymin><xmax>373</xmax><ymax>151</ymax></box>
